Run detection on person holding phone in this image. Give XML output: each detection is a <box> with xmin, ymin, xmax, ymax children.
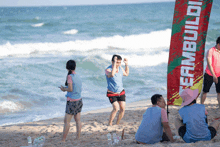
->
<box><xmin>59</xmin><ymin>60</ymin><xmax>83</xmax><ymax>141</ymax></box>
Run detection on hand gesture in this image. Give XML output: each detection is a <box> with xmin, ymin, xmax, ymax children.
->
<box><xmin>114</xmin><ymin>56</ymin><xmax>117</xmax><ymax>63</ymax></box>
<box><xmin>124</xmin><ymin>58</ymin><xmax>128</xmax><ymax>65</ymax></box>
<box><xmin>213</xmin><ymin>75</ymin><xmax>218</xmax><ymax>84</ymax></box>
<box><xmin>59</xmin><ymin>85</ymin><xmax>65</xmax><ymax>92</ymax></box>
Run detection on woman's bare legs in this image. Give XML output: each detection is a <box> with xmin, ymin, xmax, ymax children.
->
<box><xmin>74</xmin><ymin>112</ymin><xmax>82</xmax><ymax>139</ymax></box>
<box><xmin>62</xmin><ymin>113</ymin><xmax>73</xmax><ymax>142</ymax></box>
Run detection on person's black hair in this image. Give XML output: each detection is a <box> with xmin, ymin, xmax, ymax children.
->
<box><xmin>216</xmin><ymin>36</ymin><xmax>220</xmax><ymax>45</ymax></box>
<box><xmin>151</xmin><ymin>94</ymin><xmax>162</xmax><ymax>105</ymax></box>
<box><xmin>65</xmin><ymin>60</ymin><xmax>76</xmax><ymax>86</ymax></box>
<box><xmin>186</xmin><ymin>99</ymin><xmax>196</xmax><ymax>106</ymax></box>
<box><xmin>111</xmin><ymin>54</ymin><xmax>122</xmax><ymax>62</ymax></box>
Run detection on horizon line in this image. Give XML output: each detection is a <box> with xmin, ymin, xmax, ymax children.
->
<box><xmin>0</xmin><ymin>1</ymin><xmax>175</xmax><ymax>8</ymax></box>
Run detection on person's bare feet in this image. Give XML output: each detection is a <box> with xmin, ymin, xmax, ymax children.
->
<box><xmin>76</xmin><ymin>135</ymin><xmax>81</xmax><ymax>139</ymax></box>
<box><xmin>116</xmin><ymin>122</ymin><xmax>124</xmax><ymax>125</ymax></box>
<box><xmin>61</xmin><ymin>137</ymin><xmax>66</xmax><ymax>142</ymax></box>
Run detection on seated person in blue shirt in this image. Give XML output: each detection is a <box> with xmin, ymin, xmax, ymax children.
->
<box><xmin>135</xmin><ymin>94</ymin><xmax>174</xmax><ymax>144</ymax></box>
<box><xmin>175</xmin><ymin>88</ymin><xmax>220</xmax><ymax>143</ymax></box>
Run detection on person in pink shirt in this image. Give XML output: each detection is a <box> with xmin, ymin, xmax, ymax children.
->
<box><xmin>201</xmin><ymin>36</ymin><xmax>220</xmax><ymax>107</ymax></box>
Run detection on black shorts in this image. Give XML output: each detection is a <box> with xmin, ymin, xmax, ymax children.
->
<box><xmin>178</xmin><ymin>126</ymin><xmax>216</xmax><ymax>140</ymax></box>
<box><xmin>65</xmin><ymin>99</ymin><xmax>83</xmax><ymax>115</ymax></box>
<box><xmin>160</xmin><ymin>132</ymin><xmax>170</xmax><ymax>142</ymax></box>
<box><xmin>107</xmin><ymin>90</ymin><xmax>126</xmax><ymax>104</ymax></box>
<box><xmin>203</xmin><ymin>73</ymin><xmax>220</xmax><ymax>93</ymax></box>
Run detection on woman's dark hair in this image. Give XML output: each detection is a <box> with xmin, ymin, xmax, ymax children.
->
<box><xmin>186</xmin><ymin>99</ymin><xmax>196</xmax><ymax>106</ymax></box>
<box><xmin>151</xmin><ymin>94</ymin><xmax>162</xmax><ymax>105</ymax></box>
<box><xmin>216</xmin><ymin>36</ymin><xmax>220</xmax><ymax>45</ymax></box>
<box><xmin>111</xmin><ymin>54</ymin><xmax>122</xmax><ymax>62</ymax></box>
<box><xmin>65</xmin><ymin>60</ymin><xmax>76</xmax><ymax>86</ymax></box>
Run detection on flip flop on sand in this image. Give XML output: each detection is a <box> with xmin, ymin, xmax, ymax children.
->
<box><xmin>214</xmin><ymin>117</ymin><xmax>220</xmax><ymax>120</ymax></box>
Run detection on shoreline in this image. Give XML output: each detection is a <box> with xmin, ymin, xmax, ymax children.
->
<box><xmin>0</xmin><ymin>97</ymin><xmax>152</xmax><ymax>127</ymax></box>
<box><xmin>1</xmin><ymin>86</ymin><xmax>220</xmax><ymax>147</ymax></box>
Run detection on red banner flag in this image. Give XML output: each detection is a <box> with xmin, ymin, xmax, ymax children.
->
<box><xmin>167</xmin><ymin>0</ymin><xmax>213</xmax><ymax>105</ymax></box>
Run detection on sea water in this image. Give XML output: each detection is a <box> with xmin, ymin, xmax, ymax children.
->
<box><xmin>0</xmin><ymin>1</ymin><xmax>220</xmax><ymax>126</ymax></box>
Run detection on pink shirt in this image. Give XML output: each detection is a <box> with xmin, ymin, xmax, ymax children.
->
<box><xmin>205</xmin><ymin>46</ymin><xmax>220</xmax><ymax>77</ymax></box>
<box><xmin>153</xmin><ymin>105</ymin><xmax>168</xmax><ymax>122</ymax></box>
<box><xmin>66</xmin><ymin>71</ymin><xmax>81</xmax><ymax>102</ymax></box>
<box><xmin>205</xmin><ymin>109</ymin><xmax>208</xmax><ymax>115</ymax></box>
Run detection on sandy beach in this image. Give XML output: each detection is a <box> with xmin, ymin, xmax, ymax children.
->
<box><xmin>1</xmin><ymin>86</ymin><xmax>220</xmax><ymax>147</ymax></box>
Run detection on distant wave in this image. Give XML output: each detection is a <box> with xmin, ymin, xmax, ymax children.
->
<box><xmin>63</xmin><ymin>29</ymin><xmax>78</xmax><ymax>35</ymax></box>
<box><xmin>100</xmin><ymin>51</ymin><xmax>169</xmax><ymax>67</ymax></box>
<box><xmin>0</xmin><ymin>29</ymin><xmax>172</xmax><ymax>59</ymax></box>
<box><xmin>31</xmin><ymin>22</ymin><xmax>44</xmax><ymax>27</ymax></box>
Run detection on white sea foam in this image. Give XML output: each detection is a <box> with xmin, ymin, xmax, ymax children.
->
<box><xmin>0</xmin><ymin>101</ymin><xmax>23</xmax><ymax>113</ymax></box>
<box><xmin>0</xmin><ymin>29</ymin><xmax>172</xmax><ymax>58</ymax></box>
<box><xmin>100</xmin><ymin>51</ymin><xmax>169</xmax><ymax>67</ymax></box>
<box><xmin>0</xmin><ymin>121</ymin><xmax>26</xmax><ymax>127</ymax></box>
<box><xmin>33</xmin><ymin>111</ymin><xmax>62</xmax><ymax>122</ymax></box>
<box><xmin>63</xmin><ymin>29</ymin><xmax>78</xmax><ymax>35</ymax></box>
<box><xmin>31</xmin><ymin>22</ymin><xmax>44</xmax><ymax>27</ymax></box>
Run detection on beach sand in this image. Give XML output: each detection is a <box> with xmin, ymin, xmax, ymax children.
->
<box><xmin>1</xmin><ymin>86</ymin><xmax>220</xmax><ymax>147</ymax></box>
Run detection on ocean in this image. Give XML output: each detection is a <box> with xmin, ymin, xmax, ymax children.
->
<box><xmin>0</xmin><ymin>1</ymin><xmax>220</xmax><ymax>126</ymax></box>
